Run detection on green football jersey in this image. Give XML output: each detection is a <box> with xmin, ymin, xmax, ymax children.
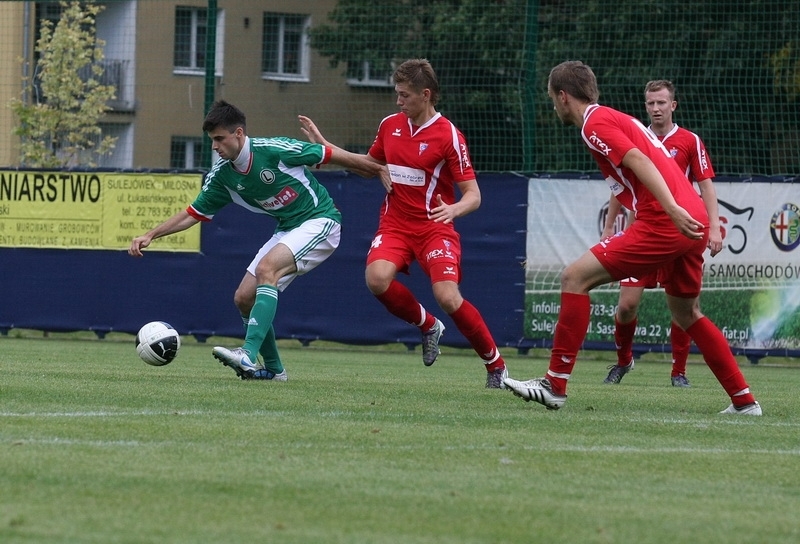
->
<box><xmin>191</xmin><ymin>137</ymin><xmax>341</xmax><ymax>232</ymax></box>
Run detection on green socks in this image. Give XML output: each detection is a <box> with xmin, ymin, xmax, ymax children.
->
<box><xmin>242</xmin><ymin>285</ymin><xmax>284</xmax><ymax>374</ymax></box>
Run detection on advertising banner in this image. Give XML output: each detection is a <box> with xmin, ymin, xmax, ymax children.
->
<box><xmin>525</xmin><ymin>178</ymin><xmax>800</xmax><ymax>350</ymax></box>
<box><xmin>0</xmin><ymin>170</ymin><xmax>202</xmax><ymax>251</ymax></box>
<box><xmin>0</xmin><ymin>173</ymin><xmax>527</xmax><ymax>347</ymax></box>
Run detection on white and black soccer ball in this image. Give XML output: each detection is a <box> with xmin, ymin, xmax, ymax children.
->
<box><xmin>136</xmin><ymin>321</ymin><xmax>181</xmax><ymax>366</ymax></box>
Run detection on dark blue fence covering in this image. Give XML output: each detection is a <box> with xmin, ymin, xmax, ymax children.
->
<box><xmin>0</xmin><ymin>172</ymin><xmax>530</xmax><ymax>351</ymax></box>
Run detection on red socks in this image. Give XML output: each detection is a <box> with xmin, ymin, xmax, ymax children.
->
<box><xmin>377</xmin><ymin>283</ymin><xmax>502</xmax><ymax>370</ymax></box>
<box><xmin>686</xmin><ymin>317</ymin><xmax>755</xmax><ymax>406</ymax></box>
<box><xmin>375</xmin><ymin>280</ymin><xmax>435</xmax><ymax>330</ymax></box>
<box><xmin>547</xmin><ymin>292</ymin><xmax>591</xmax><ymax>395</ymax></box>
<box><xmin>614</xmin><ymin>316</ymin><xmax>637</xmax><ymax>366</ymax></box>
<box><xmin>449</xmin><ymin>300</ymin><xmax>505</xmax><ymax>371</ymax></box>
<box><xmin>670</xmin><ymin>322</ymin><xmax>691</xmax><ymax>376</ymax></box>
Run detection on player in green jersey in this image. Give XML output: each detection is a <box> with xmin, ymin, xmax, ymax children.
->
<box><xmin>129</xmin><ymin>100</ymin><xmax>385</xmax><ymax>380</ymax></box>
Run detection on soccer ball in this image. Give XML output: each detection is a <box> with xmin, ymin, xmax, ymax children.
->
<box><xmin>136</xmin><ymin>321</ymin><xmax>181</xmax><ymax>366</ymax></box>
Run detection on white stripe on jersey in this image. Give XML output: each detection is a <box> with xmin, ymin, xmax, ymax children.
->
<box><xmin>278</xmin><ymin>162</ymin><xmax>320</xmax><ymax>207</ymax></box>
<box><xmin>426</xmin><ymin>160</ymin><xmax>445</xmax><ymax>217</ymax></box>
<box><xmin>225</xmin><ymin>189</ymin><xmax>272</xmax><ymax>215</ymax></box>
<box><xmin>689</xmin><ymin>132</ymin><xmax>709</xmax><ymax>176</ymax></box>
<box><xmin>251</xmin><ymin>137</ymin><xmax>305</xmax><ymax>153</ymax></box>
<box><xmin>448</xmin><ymin>122</ymin><xmax>465</xmax><ymax>176</ymax></box>
<box><xmin>629</xmin><ymin>117</ymin><xmax>672</xmax><ymax>158</ymax></box>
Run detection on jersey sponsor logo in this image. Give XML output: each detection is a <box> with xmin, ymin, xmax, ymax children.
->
<box><xmin>260</xmin><ymin>169</ymin><xmax>276</xmax><ymax>184</ymax></box>
<box><xmin>387</xmin><ymin>164</ymin><xmax>425</xmax><ymax>186</ymax></box>
<box><xmin>769</xmin><ymin>202</ymin><xmax>800</xmax><ymax>252</ymax></box>
<box><xmin>460</xmin><ymin>143</ymin><xmax>472</xmax><ymax>169</ymax></box>
<box><xmin>426</xmin><ymin>239</ymin><xmax>455</xmax><ymax>262</ymax></box>
<box><xmin>699</xmin><ymin>149</ymin><xmax>709</xmax><ymax>172</ymax></box>
<box><xmin>256</xmin><ymin>187</ymin><xmax>299</xmax><ymax>211</ymax></box>
<box><xmin>426</xmin><ymin>248</ymin><xmax>446</xmax><ymax>261</ymax></box>
<box><xmin>605</xmin><ymin>176</ymin><xmax>624</xmax><ymax>197</ymax></box>
<box><xmin>588</xmin><ymin>131</ymin><xmax>612</xmax><ymax>156</ymax></box>
<box><xmin>392</xmin><ymin>128</ymin><xmax>402</xmax><ymax>137</ymax></box>
<box><xmin>443</xmin><ymin>266</ymin><xmax>457</xmax><ymax>276</ymax></box>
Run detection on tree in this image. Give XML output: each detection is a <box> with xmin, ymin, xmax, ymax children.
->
<box><xmin>9</xmin><ymin>0</ymin><xmax>116</xmax><ymax>168</ymax></box>
<box><xmin>527</xmin><ymin>0</ymin><xmax>800</xmax><ymax>174</ymax></box>
<box><xmin>309</xmin><ymin>0</ymin><xmax>528</xmax><ymax>171</ymax></box>
<box><xmin>310</xmin><ymin>0</ymin><xmax>799</xmax><ymax>175</ymax></box>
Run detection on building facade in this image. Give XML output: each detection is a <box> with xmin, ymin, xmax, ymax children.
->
<box><xmin>0</xmin><ymin>0</ymin><xmax>396</xmax><ymax>169</ymax></box>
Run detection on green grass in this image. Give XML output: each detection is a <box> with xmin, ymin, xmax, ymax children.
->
<box><xmin>1</xmin><ymin>334</ymin><xmax>798</xmax><ymax>543</ymax></box>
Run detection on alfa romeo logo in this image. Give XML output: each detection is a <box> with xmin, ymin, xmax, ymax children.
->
<box><xmin>769</xmin><ymin>202</ymin><xmax>800</xmax><ymax>252</ymax></box>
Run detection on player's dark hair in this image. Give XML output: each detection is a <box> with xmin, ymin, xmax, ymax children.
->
<box><xmin>644</xmin><ymin>79</ymin><xmax>676</xmax><ymax>101</ymax></box>
<box><xmin>394</xmin><ymin>58</ymin><xmax>440</xmax><ymax>106</ymax></box>
<box><xmin>202</xmin><ymin>100</ymin><xmax>246</xmax><ymax>133</ymax></box>
<box><xmin>548</xmin><ymin>61</ymin><xmax>599</xmax><ymax>103</ymax></box>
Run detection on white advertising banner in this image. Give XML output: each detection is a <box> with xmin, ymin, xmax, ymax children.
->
<box><xmin>525</xmin><ymin>178</ymin><xmax>800</xmax><ymax>351</ymax></box>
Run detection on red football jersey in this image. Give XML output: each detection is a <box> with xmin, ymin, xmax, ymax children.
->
<box><xmin>582</xmin><ymin>104</ymin><xmax>707</xmax><ymax>227</ymax></box>
<box><xmin>368</xmin><ymin>112</ymin><xmax>475</xmax><ymax>224</ymax></box>
<box><xmin>655</xmin><ymin>124</ymin><xmax>715</xmax><ymax>183</ymax></box>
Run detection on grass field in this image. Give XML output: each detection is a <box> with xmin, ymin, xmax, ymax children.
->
<box><xmin>1</xmin><ymin>332</ymin><xmax>798</xmax><ymax>543</ymax></box>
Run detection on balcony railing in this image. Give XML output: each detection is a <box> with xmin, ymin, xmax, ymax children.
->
<box><xmin>33</xmin><ymin>58</ymin><xmax>134</xmax><ymax>111</ymax></box>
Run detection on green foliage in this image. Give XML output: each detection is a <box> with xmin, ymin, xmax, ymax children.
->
<box><xmin>309</xmin><ymin>0</ymin><xmax>528</xmax><ymax>171</ymax></box>
<box><xmin>1</xmin><ymin>336</ymin><xmax>798</xmax><ymax>542</ymax></box>
<box><xmin>311</xmin><ymin>0</ymin><xmax>800</xmax><ymax>174</ymax></box>
<box><xmin>770</xmin><ymin>42</ymin><xmax>800</xmax><ymax>101</ymax></box>
<box><xmin>535</xmin><ymin>0</ymin><xmax>800</xmax><ymax>174</ymax></box>
<box><xmin>8</xmin><ymin>1</ymin><xmax>116</xmax><ymax>168</ymax></box>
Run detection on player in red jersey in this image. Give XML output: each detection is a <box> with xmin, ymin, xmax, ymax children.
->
<box><xmin>601</xmin><ymin>80</ymin><xmax>723</xmax><ymax>387</ymax></box>
<box><xmin>299</xmin><ymin>58</ymin><xmax>509</xmax><ymax>388</ymax></box>
<box><xmin>504</xmin><ymin>61</ymin><xmax>761</xmax><ymax>414</ymax></box>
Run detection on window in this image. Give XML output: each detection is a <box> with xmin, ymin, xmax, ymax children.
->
<box><xmin>262</xmin><ymin>13</ymin><xmax>310</xmax><ymax>81</ymax></box>
<box><xmin>174</xmin><ymin>7</ymin><xmax>206</xmax><ymax>71</ymax></box>
<box><xmin>174</xmin><ymin>7</ymin><xmax>225</xmax><ymax>76</ymax></box>
<box><xmin>170</xmin><ymin>137</ymin><xmax>204</xmax><ymax>169</ymax></box>
<box><xmin>346</xmin><ymin>61</ymin><xmax>393</xmax><ymax>88</ymax></box>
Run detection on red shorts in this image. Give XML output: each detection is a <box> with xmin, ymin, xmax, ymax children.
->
<box><xmin>591</xmin><ymin>220</ymin><xmax>707</xmax><ymax>298</ymax></box>
<box><xmin>619</xmin><ymin>271</ymin><xmax>659</xmax><ymax>289</ymax></box>
<box><xmin>366</xmin><ymin>221</ymin><xmax>462</xmax><ymax>284</ymax></box>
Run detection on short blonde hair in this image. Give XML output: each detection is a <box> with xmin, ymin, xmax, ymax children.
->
<box><xmin>548</xmin><ymin>61</ymin><xmax>599</xmax><ymax>103</ymax></box>
<box><xmin>644</xmin><ymin>80</ymin><xmax>676</xmax><ymax>101</ymax></box>
<box><xmin>393</xmin><ymin>59</ymin><xmax>440</xmax><ymax>106</ymax></box>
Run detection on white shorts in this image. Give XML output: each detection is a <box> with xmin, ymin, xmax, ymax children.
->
<box><xmin>247</xmin><ymin>217</ymin><xmax>341</xmax><ymax>291</ymax></box>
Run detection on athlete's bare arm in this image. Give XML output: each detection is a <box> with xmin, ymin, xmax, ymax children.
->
<box><xmin>602</xmin><ymin>194</ymin><xmax>626</xmax><ymax>239</ymax></box>
<box><xmin>696</xmin><ymin>177</ymin><xmax>722</xmax><ymax>256</ymax></box>
<box><xmin>328</xmin><ymin>147</ymin><xmax>385</xmax><ymax>180</ymax></box>
<box><xmin>298</xmin><ymin>115</ymin><xmax>392</xmax><ymax>192</ymax></box>
<box><xmin>129</xmin><ymin>209</ymin><xmax>199</xmax><ymax>257</ymax></box>
<box><xmin>431</xmin><ymin>179</ymin><xmax>481</xmax><ymax>224</ymax></box>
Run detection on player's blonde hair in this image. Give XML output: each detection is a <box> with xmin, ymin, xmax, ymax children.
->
<box><xmin>644</xmin><ymin>79</ymin><xmax>676</xmax><ymax>101</ymax></box>
<box><xmin>548</xmin><ymin>61</ymin><xmax>599</xmax><ymax>103</ymax></box>
<box><xmin>393</xmin><ymin>59</ymin><xmax>440</xmax><ymax>106</ymax></box>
